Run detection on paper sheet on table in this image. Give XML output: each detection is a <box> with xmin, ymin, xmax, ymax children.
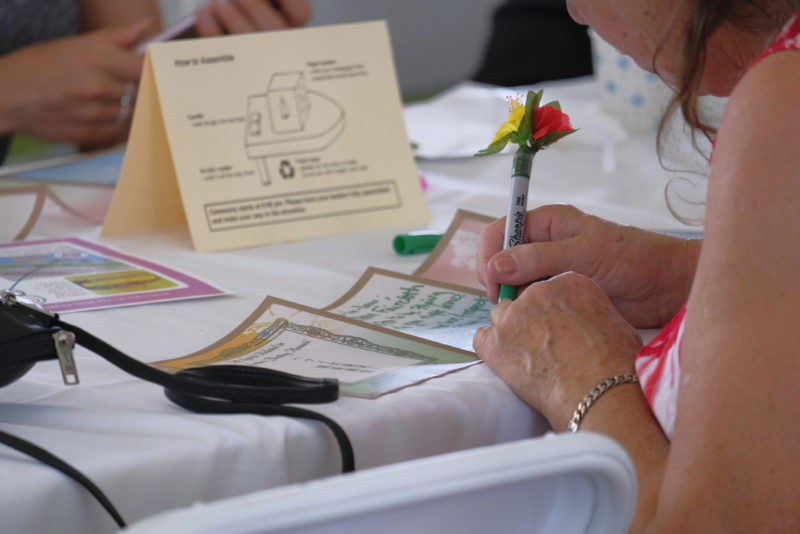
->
<box><xmin>414</xmin><ymin>209</ymin><xmax>495</xmax><ymax>290</ymax></box>
<box><xmin>153</xmin><ymin>209</ymin><xmax>512</xmax><ymax>398</ymax></box>
<box><xmin>0</xmin><ymin>237</ymin><xmax>227</xmax><ymax>313</ymax></box>
<box><xmin>0</xmin><ymin>186</ymin><xmax>46</xmax><ymax>241</ymax></box>
<box><xmin>324</xmin><ymin>267</ymin><xmax>491</xmax><ymax>351</ymax></box>
<box><xmin>404</xmin><ymin>82</ymin><xmax>629</xmax><ymax>159</ymax></box>
<box><xmin>155</xmin><ymin>296</ymin><xmax>478</xmax><ymax>398</ymax></box>
<box><xmin>103</xmin><ymin>21</ymin><xmax>429</xmax><ymax>251</ymax></box>
<box><xmin>0</xmin><ymin>184</ymin><xmax>114</xmax><ymax>241</ymax></box>
<box><xmin>0</xmin><ymin>146</ymin><xmax>123</xmax><ymax>185</ymax></box>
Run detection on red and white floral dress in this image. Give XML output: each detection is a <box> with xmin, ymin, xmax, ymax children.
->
<box><xmin>634</xmin><ymin>14</ymin><xmax>800</xmax><ymax>439</ymax></box>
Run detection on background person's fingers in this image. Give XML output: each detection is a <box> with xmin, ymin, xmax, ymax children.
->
<box><xmin>195</xmin><ymin>6</ymin><xmax>225</xmax><ymax>36</ymax></box>
<box><xmin>208</xmin><ymin>0</ymin><xmax>257</xmax><ymax>34</ymax></box>
<box><xmin>270</xmin><ymin>0</ymin><xmax>312</xmax><ymax>27</ymax></box>
<box><xmin>234</xmin><ymin>0</ymin><xmax>290</xmax><ymax>30</ymax></box>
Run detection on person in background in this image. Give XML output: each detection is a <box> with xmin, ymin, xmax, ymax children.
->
<box><xmin>473</xmin><ymin>0</ymin><xmax>592</xmax><ymax>86</ymax></box>
<box><xmin>0</xmin><ymin>0</ymin><xmax>310</xmax><ymax>163</ymax></box>
<box><xmin>474</xmin><ymin>0</ymin><xmax>800</xmax><ymax>531</ymax></box>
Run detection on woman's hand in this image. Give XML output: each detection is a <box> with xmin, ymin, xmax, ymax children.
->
<box><xmin>477</xmin><ymin>204</ymin><xmax>700</xmax><ymax>328</ymax></box>
<box><xmin>195</xmin><ymin>0</ymin><xmax>311</xmax><ymax>36</ymax></box>
<box><xmin>0</xmin><ymin>21</ymin><xmax>148</xmax><ymax>148</ymax></box>
<box><xmin>473</xmin><ymin>271</ymin><xmax>643</xmax><ymax>429</ymax></box>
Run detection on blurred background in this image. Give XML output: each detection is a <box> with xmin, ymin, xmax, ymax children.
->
<box><xmin>8</xmin><ymin>1</ymin><xmax>712</xmax><ymax>167</ymax></box>
<box><xmin>160</xmin><ymin>0</ymin><xmax>506</xmax><ymax>100</ymax></box>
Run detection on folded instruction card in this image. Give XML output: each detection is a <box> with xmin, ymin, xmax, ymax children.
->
<box><xmin>103</xmin><ymin>21</ymin><xmax>429</xmax><ymax>251</ymax></box>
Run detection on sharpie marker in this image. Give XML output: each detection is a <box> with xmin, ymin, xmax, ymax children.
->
<box><xmin>499</xmin><ymin>145</ymin><xmax>534</xmax><ymax>301</ymax></box>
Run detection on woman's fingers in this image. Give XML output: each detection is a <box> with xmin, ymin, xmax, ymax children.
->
<box><xmin>473</xmin><ymin>271</ymin><xmax>642</xmax><ymax>424</ymax></box>
<box><xmin>488</xmin><ymin>238</ymin><xmax>594</xmax><ymax>285</ymax></box>
<box><xmin>476</xmin><ymin>204</ymin><xmax>600</xmax><ymax>300</ymax></box>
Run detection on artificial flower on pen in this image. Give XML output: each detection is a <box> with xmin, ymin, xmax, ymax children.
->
<box><xmin>474</xmin><ymin>89</ymin><xmax>577</xmax><ymax>156</ymax></box>
<box><xmin>474</xmin><ymin>89</ymin><xmax>577</xmax><ymax>300</ymax></box>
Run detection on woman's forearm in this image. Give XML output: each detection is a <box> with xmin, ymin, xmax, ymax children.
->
<box><xmin>576</xmin><ymin>385</ymin><xmax>669</xmax><ymax>533</ymax></box>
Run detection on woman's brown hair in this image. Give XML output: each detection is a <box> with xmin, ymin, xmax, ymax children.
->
<box><xmin>655</xmin><ymin>1</ymin><xmax>799</xmax><ymax>223</ymax></box>
<box><xmin>659</xmin><ymin>0</ymin><xmax>799</xmax><ymax>145</ymax></box>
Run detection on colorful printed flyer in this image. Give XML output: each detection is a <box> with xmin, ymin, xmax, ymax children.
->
<box><xmin>103</xmin><ymin>21</ymin><xmax>429</xmax><ymax>251</ymax></box>
<box><xmin>0</xmin><ymin>237</ymin><xmax>226</xmax><ymax>312</ymax></box>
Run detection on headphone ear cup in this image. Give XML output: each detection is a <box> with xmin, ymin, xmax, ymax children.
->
<box><xmin>0</xmin><ymin>362</ymin><xmax>34</xmax><ymax>388</ymax></box>
<box><xmin>0</xmin><ymin>301</ymin><xmax>64</xmax><ymax>388</ymax></box>
<box><xmin>171</xmin><ymin>364</ymin><xmax>339</xmax><ymax>404</ymax></box>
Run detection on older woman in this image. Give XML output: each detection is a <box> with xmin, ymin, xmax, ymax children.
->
<box><xmin>474</xmin><ymin>1</ymin><xmax>800</xmax><ymax>531</ymax></box>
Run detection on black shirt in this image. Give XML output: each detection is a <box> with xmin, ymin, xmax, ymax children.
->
<box><xmin>473</xmin><ymin>0</ymin><xmax>592</xmax><ymax>87</ymax></box>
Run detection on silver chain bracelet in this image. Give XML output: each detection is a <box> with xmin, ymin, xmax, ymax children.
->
<box><xmin>567</xmin><ymin>373</ymin><xmax>639</xmax><ymax>432</ymax></box>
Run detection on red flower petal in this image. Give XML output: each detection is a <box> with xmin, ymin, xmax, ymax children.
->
<box><xmin>532</xmin><ymin>105</ymin><xmax>573</xmax><ymax>140</ymax></box>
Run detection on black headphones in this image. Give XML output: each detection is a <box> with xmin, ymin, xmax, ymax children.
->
<box><xmin>0</xmin><ymin>291</ymin><xmax>354</xmax><ymax>528</ymax></box>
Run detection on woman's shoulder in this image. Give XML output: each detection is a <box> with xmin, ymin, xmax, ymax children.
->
<box><xmin>706</xmin><ymin>47</ymin><xmax>800</xmax><ymax>253</ymax></box>
<box><xmin>717</xmin><ymin>50</ymin><xmax>800</xmax><ymax>168</ymax></box>
<box><xmin>741</xmin><ymin>41</ymin><xmax>800</xmax><ymax>92</ymax></box>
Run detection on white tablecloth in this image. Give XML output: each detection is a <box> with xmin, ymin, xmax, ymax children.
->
<box><xmin>0</xmin><ymin>78</ymin><xmax>697</xmax><ymax>534</ymax></box>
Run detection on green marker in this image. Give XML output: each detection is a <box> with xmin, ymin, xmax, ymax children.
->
<box><xmin>499</xmin><ymin>145</ymin><xmax>534</xmax><ymax>301</ymax></box>
<box><xmin>393</xmin><ymin>233</ymin><xmax>442</xmax><ymax>255</ymax></box>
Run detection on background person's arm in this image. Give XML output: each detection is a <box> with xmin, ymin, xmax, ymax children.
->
<box><xmin>0</xmin><ymin>22</ymin><xmax>148</xmax><ymax>148</ymax></box>
<box><xmin>195</xmin><ymin>0</ymin><xmax>311</xmax><ymax>36</ymax></box>
<box><xmin>80</xmin><ymin>0</ymin><xmax>162</xmax><ymax>35</ymax></box>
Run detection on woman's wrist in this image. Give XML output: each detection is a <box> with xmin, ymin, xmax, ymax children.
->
<box><xmin>652</xmin><ymin>235</ymin><xmax>701</xmax><ymax>325</ymax></box>
<box><xmin>567</xmin><ymin>373</ymin><xmax>640</xmax><ymax>432</ymax></box>
<box><xmin>547</xmin><ymin>361</ymin><xmax>639</xmax><ymax>431</ymax></box>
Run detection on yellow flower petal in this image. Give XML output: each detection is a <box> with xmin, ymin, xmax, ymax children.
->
<box><xmin>489</xmin><ymin>99</ymin><xmax>526</xmax><ymax>145</ymax></box>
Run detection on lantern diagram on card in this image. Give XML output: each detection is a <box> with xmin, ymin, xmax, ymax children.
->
<box><xmin>244</xmin><ymin>71</ymin><xmax>346</xmax><ymax>185</ymax></box>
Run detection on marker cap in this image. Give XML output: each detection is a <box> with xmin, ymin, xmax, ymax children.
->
<box><xmin>392</xmin><ymin>234</ymin><xmax>441</xmax><ymax>255</ymax></box>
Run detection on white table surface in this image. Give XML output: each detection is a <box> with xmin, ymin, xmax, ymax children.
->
<box><xmin>0</xmin><ymin>78</ymin><xmax>697</xmax><ymax>534</ymax></box>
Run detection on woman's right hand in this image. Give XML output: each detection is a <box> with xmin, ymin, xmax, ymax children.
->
<box><xmin>0</xmin><ymin>20</ymin><xmax>148</xmax><ymax>148</ymax></box>
<box><xmin>195</xmin><ymin>0</ymin><xmax>311</xmax><ymax>36</ymax></box>
<box><xmin>477</xmin><ymin>204</ymin><xmax>700</xmax><ymax>328</ymax></box>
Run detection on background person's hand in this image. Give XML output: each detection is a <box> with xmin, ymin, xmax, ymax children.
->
<box><xmin>195</xmin><ymin>0</ymin><xmax>311</xmax><ymax>36</ymax></box>
<box><xmin>0</xmin><ymin>20</ymin><xmax>148</xmax><ymax>149</ymax></box>
<box><xmin>473</xmin><ymin>271</ymin><xmax>643</xmax><ymax>429</ymax></box>
<box><xmin>477</xmin><ymin>204</ymin><xmax>700</xmax><ymax>328</ymax></box>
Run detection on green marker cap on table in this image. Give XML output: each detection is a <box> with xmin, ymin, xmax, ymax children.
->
<box><xmin>392</xmin><ymin>234</ymin><xmax>442</xmax><ymax>255</ymax></box>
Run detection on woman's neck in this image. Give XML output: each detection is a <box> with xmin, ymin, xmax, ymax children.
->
<box><xmin>701</xmin><ymin>22</ymin><xmax>783</xmax><ymax>96</ymax></box>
